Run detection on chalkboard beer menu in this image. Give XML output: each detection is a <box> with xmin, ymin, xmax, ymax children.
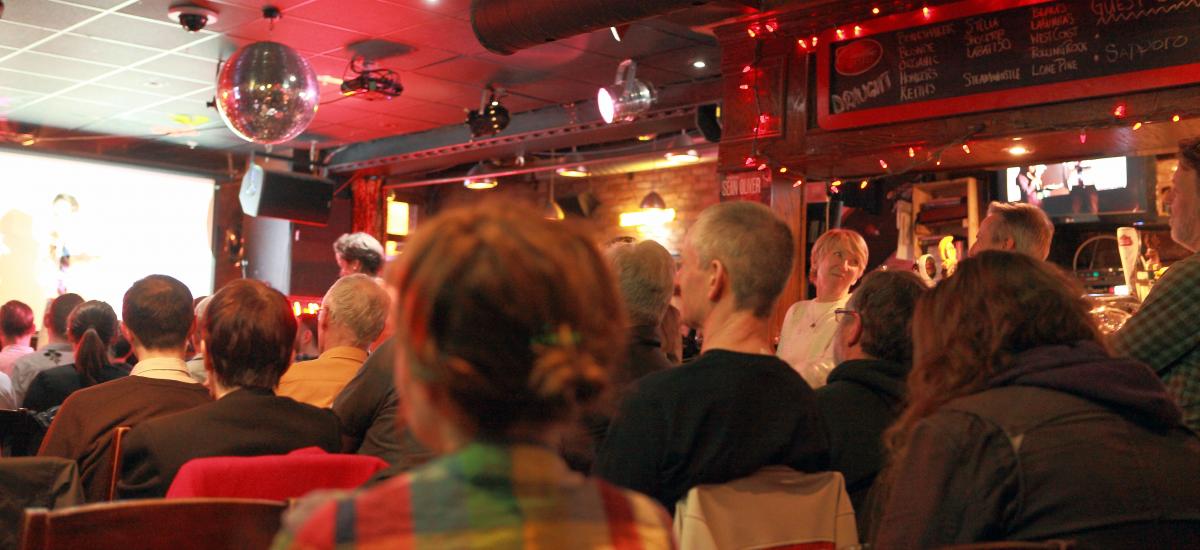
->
<box><xmin>816</xmin><ymin>0</ymin><xmax>1200</xmax><ymax>130</ymax></box>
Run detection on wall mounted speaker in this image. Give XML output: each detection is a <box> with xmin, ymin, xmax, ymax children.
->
<box><xmin>697</xmin><ymin>103</ymin><xmax>722</xmax><ymax>143</ymax></box>
<box><xmin>240</xmin><ymin>164</ymin><xmax>334</xmax><ymax>226</ymax></box>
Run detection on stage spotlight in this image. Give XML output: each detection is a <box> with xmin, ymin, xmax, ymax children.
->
<box><xmin>463</xmin><ymin>162</ymin><xmax>498</xmax><ymax>190</ymax></box>
<box><xmin>597</xmin><ymin>59</ymin><xmax>655</xmax><ymax>124</ymax></box>
<box><xmin>466</xmin><ymin>88</ymin><xmax>510</xmax><ymax>139</ymax></box>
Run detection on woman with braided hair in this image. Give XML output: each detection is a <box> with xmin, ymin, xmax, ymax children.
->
<box><xmin>274</xmin><ymin>202</ymin><xmax>674</xmax><ymax>549</ymax></box>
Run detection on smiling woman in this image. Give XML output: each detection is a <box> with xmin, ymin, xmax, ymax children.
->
<box><xmin>776</xmin><ymin>228</ymin><xmax>868</xmax><ymax>388</ymax></box>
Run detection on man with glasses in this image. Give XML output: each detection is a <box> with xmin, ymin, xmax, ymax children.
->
<box><xmin>817</xmin><ymin>269</ymin><xmax>927</xmax><ymax>533</ymax></box>
<box><xmin>1113</xmin><ymin>137</ymin><xmax>1200</xmax><ymax>433</ymax></box>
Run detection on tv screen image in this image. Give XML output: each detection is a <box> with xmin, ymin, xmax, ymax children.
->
<box><xmin>1005</xmin><ymin>156</ymin><xmax>1136</xmax><ymax>217</ymax></box>
<box><xmin>0</xmin><ymin>149</ymin><xmax>215</xmax><ymax>324</ymax></box>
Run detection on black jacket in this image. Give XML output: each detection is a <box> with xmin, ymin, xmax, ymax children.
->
<box><xmin>874</xmin><ymin>342</ymin><xmax>1200</xmax><ymax>549</ymax></box>
<box><xmin>815</xmin><ymin>358</ymin><xmax>906</xmax><ymax>516</ymax></box>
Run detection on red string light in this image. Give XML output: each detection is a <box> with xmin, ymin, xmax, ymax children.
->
<box><xmin>1112</xmin><ymin>102</ymin><xmax>1128</xmax><ymax>118</ymax></box>
<box><xmin>853</xmin><ymin>25</ymin><xmax>863</xmax><ymax>37</ymax></box>
<box><xmin>922</xmin><ymin>6</ymin><xmax>932</xmax><ymax>18</ymax></box>
<box><xmin>961</xmin><ymin>143</ymin><xmax>972</xmax><ymax>154</ymax></box>
<box><xmin>1173</xmin><ymin>114</ymin><xmax>1182</xmax><ymax>122</ymax></box>
<box><xmin>907</xmin><ymin>147</ymin><xmax>916</xmax><ymax>158</ymax></box>
<box><xmin>872</xmin><ymin>6</ymin><xmax>881</xmax><ymax>15</ymax></box>
<box><xmin>1079</xmin><ymin>129</ymin><xmax>1088</xmax><ymax>144</ymax></box>
<box><xmin>742</xmin><ymin>65</ymin><xmax>753</xmax><ymax>74</ymax></box>
<box><xmin>860</xmin><ymin>180</ymin><xmax>869</xmax><ymax>189</ymax></box>
<box><xmin>1132</xmin><ymin>122</ymin><xmax>1143</xmax><ymax>130</ymax></box>
<box><xmin>878</xmin><ymin>159</ymin><xmax>888</xmax><ymax>169</ymax></box>
<box><xmin>836</xmin><ymin>28</ymin><xmax>846</xmax><ymax>39</ymax></box>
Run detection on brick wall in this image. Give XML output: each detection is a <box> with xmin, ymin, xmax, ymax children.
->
<box><xmin>427</xmin><ymin>161</ymin><xmax>722</xmax><ymax>254</ymax></box>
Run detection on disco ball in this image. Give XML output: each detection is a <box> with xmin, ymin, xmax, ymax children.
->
<box><xmin>215</xmin><ymin>41</ymin><xmax>319</xmax><ymax>145</ymax></box>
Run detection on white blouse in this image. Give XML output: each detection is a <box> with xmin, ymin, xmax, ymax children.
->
<box><xmin>776</xmin><ymin>294</ymin><xmax>851</xmax><ymax>389</ymax></box>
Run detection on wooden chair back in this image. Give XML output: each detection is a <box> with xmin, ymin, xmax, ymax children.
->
<box><xmin>0</xmin><ymin>409</ymin><xmax>45</xmax><ymax>456</ymax></box>
<box><xmin>105</xmin><ymin>426</ymin><xmax>130</xmax><ymax>501</ymax></box>
<box><xmin>20</xmin><ymin>498</ymin><xmax>287</xmax><ymax>550</ymax></box>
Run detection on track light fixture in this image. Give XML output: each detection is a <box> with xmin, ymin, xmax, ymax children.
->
<box><xmin>597</xmin><ymin>59</ymin><xmax>655</xmax><ymax>124</ymax></box>
<box><xmin>466</xmin><ymin>87</ymin><xmax>510</xmax><ymax>139</ymax></box>
<box><xmin>463</xmin><ymin>162</ymin><xmax>498</xmax><ymax>190</ymax></box>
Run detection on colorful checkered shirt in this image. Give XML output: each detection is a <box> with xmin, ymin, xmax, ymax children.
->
<box><xmin>1111</xmin><ymin>251</ymin><xmax>1200</xmax><ymax>432</ymax></box>
<box><xmin>271</xmin><ymin>442</ymin><xmax>675</xmax><ymax>550</ymax></box>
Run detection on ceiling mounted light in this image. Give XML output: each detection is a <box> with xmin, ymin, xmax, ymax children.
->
<box><xmin>692</xmin><ymin>60</ymin><xmax>707</xmax><ymax>69</ymax></box>
<box><xmin>1007</xmin><ymin>145</ymin><xmax>1031</xmax><ymax>156</ymax></box>
<box><xmin>466</xmin><ymin>87</ymin><xmax>510</xmax><ymax>139</ymax></box>
<box><xmin>664</xmin><ymin>130</ymin><xmax>700</xmax><ymax>164</ymax></box>
<box><xmin>556</xmin><ymin>149</ymin><xmax>589</xmax><ymax>178</ymax></box>
<box><xmin>598</xmin><ymin>59</ymin><xmax>656</xmax><ymax>124</ymax></box>
<box><xmin>640</xmin><ymin>190</ymin><xmax>667</xmax><ymax>210</ymax></box>
<box><xmin>463</xmin><ymin>162</ymin><xmax>498</xmax><ymax>190</ymax></box>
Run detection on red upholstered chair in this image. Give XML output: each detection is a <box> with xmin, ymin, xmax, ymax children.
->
<box><xmin>165</xmin><ymin>447</ymin><xmax>388</xmax><ymax>500</ymax></box>
<box><xmin>20</xmin><ymin>498</ymin><xmax>285</xmax><ymax>550</ymax></box>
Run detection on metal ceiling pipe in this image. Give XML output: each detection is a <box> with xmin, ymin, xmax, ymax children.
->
<box><xmin>471</xmin><ymin>0</ymin><xmax>705</xmax><ymax>55</ymax></box>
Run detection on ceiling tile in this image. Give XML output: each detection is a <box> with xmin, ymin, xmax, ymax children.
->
<box><xmin>341</xmin><ymin>96</ymin><xmax>465</xmax><ymax>123</ymax></box>
<box><xmin>2</xmin><ymin>2</ymin><xmax>102</xmax><ymax>29</ymax></box>
<box><xmin>6</xmin><ymin>97</ymin><xmax>114</xmax><ymax>130</ymax></box>
<box><xmin>379</xmin><ymin>0</ymin><xmax>471</xmax><ymax>20</ymax></box>
<box><xmin>557</xmin><ymin>25</ymin><xmax>707</xmax><ymax>61</ymax></box>
<box><xmin>211</xmin><ymin>0</ymin><xmax>318</xmax><ymax>10</ymax></box>
<box><xmin>144</xmin><ymin>93</ymin><xmax>216</xmax><ymax>117</ymax></box>
<box><xmin>0</xmin><ymin>22</ymin><xmax>57</xmax><ymax>49</ymax></box>
<box><xmin>311</xmin><ymin>103</ymin><xmax>376</xmax><ymax>125</ymax></box>
<box><xmin>74</xmin><ymin>13</ymin><xmax>207</xmax><ymax>50</ymax></box>
<box><xmin>394</xmin><ymin>73</ymin><xmax>482</xmax><ymax>107</ymax></box>
<box><xmin>474</xmin><ymin>44</ymin><xmax>623</xmax><ymax>88</ymax></box>
<box><xmin>56</xmin><ymin>0</ymin><xmax>133</xmax><ymax>8</ymax></box>
<box><xmin>136</xmin><ymin>54</ymin><xmax>220</xmax><ymax>82</ymax></box>
<box><xmin>61</xmin><ymin>84</ymin><xmax>172</xmax><ymax>107</ymax></box>
<box><xmin>0</xmin><ymin>86</ymin><xmax>41</xmax><ymax>113</ymax></box>
<box><xmin>506</xmin><ymin>76</ymin><xmax>598</xmax><ymax>106</ymax></box>
<box><xmin>117</xmin><ymin>0</ymin><xmax>262</xmax><ymax>33</ymax></box>
<box><xmin>0</xmin><ymin>69</ymin><xmax>81</xmax><ymax>94</ymax></box>
<box><xmin>637</xmin><ymin>45</ymin><xmax>721</xmax><ymax>84</ymax></box>
<box><xmin>288</xmin><ymin>0</ymin><xmax>442</xmax><ymax>37</ymax></box>
<box><xmin>226</xmin><ymin>16</ymin><xmax>369</xmax><ymax>56</ymax></box>
<box><xmin>34</xmin><ymin>33</ymin><xmax>160</xmax><ymax>67</ymax></box>
<box><xmin>327</xmin><ymin>45</ymin><xmax>458</xmax><ymax>72</ymax></box>
<box><xmin>96</xmin><ymin>69</ymin><xmax>212</xmax><ymax>96</ymax></box>
<box><xmin>412</xmin><ymin>56</ymin><xmax>503</xmax><ymax>87</ymax></box>
<box><xmin>0</xmin><ymin>52</ymin><xmax>117</xmax><ymax>81</ymax></box>
<box><xmin>381</xmin><ymin>13</ymin><xmax>484</xmax><ymax>56</ymax></box>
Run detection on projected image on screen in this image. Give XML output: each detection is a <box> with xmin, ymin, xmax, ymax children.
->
<box><xmin>1005</xmin><ymin>156</ymin><xmax>1129</xmax><ymax>217</ymax></box>
<box><xmin>0</xmin><ymin>150</ymin><xmax>214</xmax><ymax>324</ymax></box>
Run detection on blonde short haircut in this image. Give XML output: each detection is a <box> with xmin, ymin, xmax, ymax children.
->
<box><xmin>607</xmin><ymin>240</ymin><xmax>676</xmax><ymax>326</ymax></box>
<box><xmin>809</xmin><ymin>229</ymin><xmax>868</xmax><ymax>281</ymax></box>
<box><xmin>688</xmin><ymin>201</ymin><xmax>794</xmax><ymax>318</ymax></box>
<box><xmin>323</xmin><ymin>274</ymin><xmax>390</xmax><ymax>348</ymax></box>
<box><xmin>985</xmin><ymin>201</ymin><xmax>1054</xmax><ymax>260</ymax></box>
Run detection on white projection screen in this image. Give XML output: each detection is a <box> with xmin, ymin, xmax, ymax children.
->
<box><xmin>0</xmin><ymin>149</ymin><xmax>215</xmax><ymax>325</ymax></box>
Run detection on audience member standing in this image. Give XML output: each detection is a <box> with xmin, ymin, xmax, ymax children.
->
<box><xmin>39</xmin><ymin>275</ymin><xmax>211</xmax><ymax>501</ymax></box>
<box><xmin>969</xmin><ymin>201</ymin><xmax>1055</xmax><ymax>260</ymax></box>
<box><xmin>332</xmin><ymin>232</ymin><xmax>384</xmax><ymax>278</ymax></box>
<box><xmin>873</xmin><ymin>252</ymin><xmax>1200</xmax><ymax>548</ymax></box>
<box><xmin>816</xmin><ymin>269</ymin><xmax>926</xmax><ymax>533</ymax></box>
<box><xmin>10</xmin><ymin>293</ymin><xmax>83</xmax><ymax>404</ymax></box>
<box><xmin>274</xmin><ymin>202</ymin><xmax>671</xmax><ymax>550</ymax></box>
<box><xmin>278</xmin><ymin>274</ymin><xmax>389</xmax><ymax>408</ymax></box>
<box><xmin>118</xmin><ymin>279</ymin><xmax>340</xmax><ymax>499</ymax></box>
<box><xmin>1112</xmin><ymin>137</ymin><xmax>1200</xmax><ymax>432</ymax></box>
<box><xmin>777</xmin><ymin>229</ymin><xmax>868</xmax><ymax>388</ymax></box>
<box><xmin>0</xmin><ymin>300</ymin><xmax>36</xmax><ymax>377</ymax></box>
<box><xmin>23</xmin><ymin>300</ymin><xmax>129</xmax><ymax>411</ymax></box>
<box><xmin>595</xmin><ymin>201</ymin><xmax>828</xmax><ymax>512</ymax></box>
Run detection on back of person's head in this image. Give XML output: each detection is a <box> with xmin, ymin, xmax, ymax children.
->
<box><xmin>204</xmin><ymin>279</ymin><xmax>296</xmax><ymax>391</ymax></box>
<box><xmin>984</xmin><ymin>201</ymin><xmax>1054</xmax><ymax>260</ymax></box>
<box><xmin>123</xmin><ymin>275</ymin><xmax>194</xmax><ymax>350</ymax></box>
<box><xmin>392</xmin><ymin>202</ymin><xmax>625</xmax><ymax>437</ymax></box>
<box><xmin>687</xmin><ymin>201</ymin><xmax>793</xmax><ymax>318</ymax></box>
<box><xmin>68</xmin><ymin>301</ymin><xmax>118</xmax><ymax>387</ymax></box>
<box><xmin>846</xmin><ymin>269</ymin><xmax>928</xmax><ymax>365</ymax></box>
<box><xmin>809</xmin><ymin>229</ymin><xmax>869</xmax><ymax>281</ymax></box>
<box><xmin>606</xmin><ymin>240</ymin><xmax>676</xmax><ymax>326</ymax></box>
<box><xmin>1</xmin><ymin>300</ymin><xmax>35</xmax><ymax>339</ymax></box>
<box><xmin>296</xmin><ymin>312</ymin><xmax>318</xmax><ymax>341</ymax></box>
<box><xmin>323</xmin><ymin>274</ymin><xmax>390</xmax><ymax>348</ymax></box>
<box><xmin>334</xmin><ymin>232</ymin><xmax>385</xmax><ymax>276</ymax></box>
<box><xmin>47</xmin><ymin>293</ymin><xmax>84</xmax><ymax>337</ymax></box>
<box><xmin>886</xmin><ymin>251</ymin><xmax>1100</xmax><ymax>461</ymax></box>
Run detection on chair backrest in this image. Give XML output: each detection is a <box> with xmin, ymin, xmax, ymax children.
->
<box><xmin>20</xmin><ymin>498</ymin><xmax>286</xmax><ymax>550</ymax></box>
<box><xmin>674</xmin><ymin>467</ymin><xmax>857</xmax><ymax>550</ymax></box>
<box><xmin>0</xmin><ymin>409</ymin><xmax>46</xmax><ymax>456</ymax></box>
<box><xmin>105</xmin><ymin>426</ymin><xmax>131</xmax><ymax>501</ymax></box>
<box><xmin>937</xmin><ymin>542</ymin><xmax>1076</xmax><ymax>549</ymax></box>
<box><xmin>165</xmin><ymin>447</ymin><xmax>388</xmax><ymax>500</ymax></box>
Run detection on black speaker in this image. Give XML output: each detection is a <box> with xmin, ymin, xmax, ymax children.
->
<box><xmin>697</xmin><ymin>103</ymin><xmax>722</xmax><ymax>143</ymax></box>
<box><xmin>240</xmin><ymin>164</ymin><xmax>334</xmax><ymax>226</ymax></box>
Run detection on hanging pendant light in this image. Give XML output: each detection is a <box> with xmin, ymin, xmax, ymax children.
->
<box><xmin>463</xmin><ymin>162</ymin><xmax>498</xmax><ymax>190</ymax></box>
<box><xmin>556</xmin><ymin>148</ymin><xmax>589</xmax><ymax>178</ymax></box>
<box><xmin>664</xmin><ymin>130</ymin><xmax>700</xmax><ymax>164</ymax></box>
<box><xmin>640</xmin><ymin>190</ymin><xmax>667</xmax><ymax>210</ymax></box>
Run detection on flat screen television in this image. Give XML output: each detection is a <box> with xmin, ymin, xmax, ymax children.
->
<box><xmin>1002</xmin><ymin>156</ymin><xmax>1157</xmax><ymax>223</ymax></box>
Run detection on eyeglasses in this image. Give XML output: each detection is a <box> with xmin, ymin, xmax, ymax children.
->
<box><xmin>834</xmin><ymin>308</ymin><xmax>858</xmax><ymax>323</ymax></box>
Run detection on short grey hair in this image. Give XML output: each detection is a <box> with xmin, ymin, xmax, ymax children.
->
<box><xmin>607</xmin><ymin>240</ymin><xmax>676</xmax><ymax>326</ymax></box>
<box><xmin>985</xmin><ymin>201</ymin><xmax>1054</xmax><ymax>260</ymax></box>
<box><xmin>323</xmin><ymin>274</ymin><xmax>390</xmax><ymax>347</ymax></box>
<box><xmin>688</xmin><ymin>201</ymin><xmax>794</xmax><ymax>318</ymax></box>
<box><xmin>333</xmin><ymin>232</ymin><xmax>385</xmax><ymax>276</ymax></box>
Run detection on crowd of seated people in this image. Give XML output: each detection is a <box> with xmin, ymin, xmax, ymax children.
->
<box><xmin>3</xmin><ymin>138</ymin><xmax>1200</xmax><ymax>549</ymax></box>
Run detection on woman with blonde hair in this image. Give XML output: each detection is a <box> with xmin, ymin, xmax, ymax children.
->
<box><xmin>274</xmin><ymin>202</ymin><xmax>673</xmax><ymax>549</ymax></box>
<box><xmin>777</xmin><ymin>228</ymin><xmax>867</xmax><ymax>388</ymax></box>
<box><xmin>872</xmin><ymin>251</ymin><xmax>1200</xmax><ymax>548</ymax></box>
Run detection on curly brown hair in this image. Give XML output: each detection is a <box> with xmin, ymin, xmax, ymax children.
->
<box><xmin>882</xmin><ymin>251</ymin><xmax>1102</xmax><ymax>479</ymax></box>
<box><xmin>390</xmin><ymin>201</ymin><xmax>626</xmax><ymax>437</ymax></box>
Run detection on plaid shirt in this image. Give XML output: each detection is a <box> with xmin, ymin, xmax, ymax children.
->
<box><xmin>1111</xmin><ymin>251</ymin><xmax>1200</xmax><ymax>432</ymax></box>
<box><xmin>272</xmin><ymin>442</ymin><xmax>674</xmax><ymax>550</ymax></box>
